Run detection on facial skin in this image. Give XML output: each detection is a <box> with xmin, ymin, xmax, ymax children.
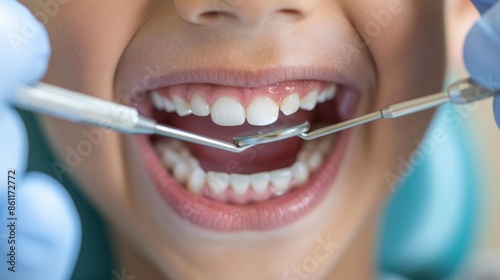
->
<box><xmin>20</xmin><ymin>1</ymin><xmax>445</xmax><ymax>279</ymax></box>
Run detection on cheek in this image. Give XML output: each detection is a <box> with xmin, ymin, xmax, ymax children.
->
<box><xmin>348</xmin><ymin>1</ymin><xmax>446</xmax><ymax>188</ymax></box>
<box><xmin>347</xmin><ymin>0</ymin><xmax>445</xmax><ymax>103</ymax></box>
<box><xmin>375</xmin><ymin>2</ymin><xmax>445</xmax><ymax>157</ymax></box>
<box><xmin>39</xmin><ymin>116</ymin><xmax>130</xmax><ymax>219</ymax></box>
<box><xmin>376</xmin><ymin>3</ymin><xmax>445</xmax><ymax>104</ymax></box>
<box><xmin>19</xmin><ymin>0</ymin><xmax>152</xmax><ymax>218</ymax></box>
<box><xmin>21</xmin><ymin>0</ymin><xmax>150</xmax><ymax>99</ymax></box>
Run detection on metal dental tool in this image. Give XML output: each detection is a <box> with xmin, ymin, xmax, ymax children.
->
<box><xmin>12</xmin><ymin>78</ymin><xmax>499</xmax><ymax>152</ymax></box>
<box><xmin>12</xmin><ymin>83</ymin><xmax>310</xmax><ymax>153</ymax></box>
<box><xmin>233</xmin><ymin>78</ymin><xmax>500</xmax><ymax>146</ymax></box>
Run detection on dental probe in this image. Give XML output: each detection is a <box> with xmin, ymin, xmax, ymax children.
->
<box><xmin>234</xmin><ymin>78</ymin><xmax>500</xmax><ymax>147</ymax></box>
<box><xmin>12</xmin><ymin>83</ymin><xmax>310</xmax><ymax>153</ymax></box>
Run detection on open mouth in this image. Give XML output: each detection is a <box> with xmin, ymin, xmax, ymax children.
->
<box><xmin>134</xmin><ymin>80</ymin><xmax>358</xmax><ymax>231</ymax></box>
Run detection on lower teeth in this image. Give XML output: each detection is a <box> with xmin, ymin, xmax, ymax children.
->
<box><xmin>154</xmin><ymin>136</ymin><xmax>334</xmax><ymax>204</ymax></box>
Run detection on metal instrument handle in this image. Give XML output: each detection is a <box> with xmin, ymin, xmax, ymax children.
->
<box><xmin>12</xmin><ymin>83</ymin><xmax>152</xmax><ymax>134</ymax></box>
<box><xmin>299</xmin><ymin>77</ymin><xmax>500</xmax><ymax>141</ymax></box>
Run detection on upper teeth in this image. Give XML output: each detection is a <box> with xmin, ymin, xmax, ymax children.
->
<box><xmin>150</xmin><ymin>84</ymin><xmax>337</xmax><ymax>126</ymax></box>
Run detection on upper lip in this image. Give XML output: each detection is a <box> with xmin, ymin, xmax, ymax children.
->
<box><xmin>115</xmin><ymin>45</ymin><xmax>373</xmax><ymax>104</ymax></box>
<box><xmin>142</xmin><ymin>66</ymin><xmax>359</xmax><ymax>88</ymax></box>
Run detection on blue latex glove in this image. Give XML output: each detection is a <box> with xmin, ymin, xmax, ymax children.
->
<box><xmin>0</xmin><ymin>1</ymin><xmax>81</xmax><ymax>279</ymax></box>
<box><xmin>464</xmin><ymin>0</ymin><xmax>500</xmax><ymax>127</ymax></box>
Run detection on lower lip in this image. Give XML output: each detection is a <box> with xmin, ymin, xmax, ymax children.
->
<box><xmin>137</xmin><ymin>128</ymin><xmax>351</xmax><ymax>232</ymax></box>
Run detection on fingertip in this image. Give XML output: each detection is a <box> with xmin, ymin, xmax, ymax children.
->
<box><xmin>0</xmin><ymin>1</ymin><xmax>51</xmax><ymax>99</ymax></box>
<box><xmin>464</xmin><ymin>16</ymin><xmax>500</xmax><ymax>89</ymax></box>
<box><xmin>20</xmin><ymin>172</ymin><xmax>81</xmax><ymax>241</ymax></box>
<box><xmin>470</xmin><ymin>0</ymin><xmax>498</xmax><ymax>14</ymax></box>
<box><xmin>19</xmin><ymin>172</ymin><xmax>81</xmax><ymax>280</ymax></box>
<box><xmin>0</xmin><ymin>106</ymin><xmax>28</xmax><ymax>173</ymax></box>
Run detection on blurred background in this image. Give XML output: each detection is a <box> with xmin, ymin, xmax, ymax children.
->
<box><xmin>448</xmin><ymin>0</ymin><xmax>500</xmax><ymax>277</ymax></box>
<box><xmin>378</xmin><ymin>1</ymin><xmax>500</xmax><ymax>279</ymax></box>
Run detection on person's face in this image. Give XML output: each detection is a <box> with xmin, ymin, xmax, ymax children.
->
<box><xmin>21</xmin><ymin>0</ymin><xmax>445</xmax><ymax>279</ymax></box>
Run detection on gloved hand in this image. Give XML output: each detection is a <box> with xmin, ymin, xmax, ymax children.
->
<box><xmin>464</xmin><ymin>0</ymin><xmax>500</xmax><ymax>128</ymax></box>
<box><xmin>0</xmin><ymin>1</ymin><xmax>81</xmax><ymax>280</ymax></box>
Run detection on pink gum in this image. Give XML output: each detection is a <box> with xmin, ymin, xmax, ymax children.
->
<box><xmin>154</xmin><ymin>80</ymin><xmax>335</xmax><ymax>106</ymax></box>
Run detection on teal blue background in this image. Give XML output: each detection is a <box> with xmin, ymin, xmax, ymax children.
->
<box><xmin>379</xmin><ymin>103</ymin><xmax>479</xmax><ymax>279</ymax></box>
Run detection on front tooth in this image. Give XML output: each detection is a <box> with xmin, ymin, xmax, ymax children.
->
<box><xmin>211</xmin><ymin>97</ymin><xmax>245</xmax><ymax>126</ymax></box>
<box><xmin>207</xmin><ymin>172</ymin><xmax>229</xmax><ymax>195</ymax></box>
<box><xmin>230</xmin><ymin>174</ymin><xmax>250</xmax><ymax>196</ymax></box>
<box><xmin>173</xmin><ymin>95</ymin><xmax>192</xmax><ymax>116</ymax></box>
<box><xmin>191</xmin><ymin>94</ymin><xmax>210</xmax><ymax>116</ymax></box>
<box><xmin>250</xmin><ymin>172</ymin><xmax>270</xmax><ymax>194</ymax></box>
<box><xmin>187</xmin><ymin>167</ymin><xmax>206</xmax><ymax>194</ymax></box>
<box><xmin>246</xmin><ymin>97</ymin><xmax>279</xmax><ymax>126</ymax></box>
<box><xmin>151</xmin><ymin>91</ymin><xmax>164</xmax><ymax>110</ymax></box>
<box><xmin>291</xmin><ymin>162</ymin><xmax>309</xmax><ymax>185</ymax></box>
<box><xmin>279</xmin><ymin>94</ymin><xmax>300</xmax><ymax>116</ymax></box>
<box><xmin>270</xmin><ymin>168</ymin><xmax>292</xmax><ymax>192</ymax></box>
<box><xmin>300</xmin><ymin>90</ymin><xmax>318</xmax><ymax>111</ymax></box>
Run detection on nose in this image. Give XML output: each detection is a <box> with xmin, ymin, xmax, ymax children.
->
<box><xmin>174</xmin><ymin>0</ymin><xmax>318</xmax><ymax>26</ymax></box>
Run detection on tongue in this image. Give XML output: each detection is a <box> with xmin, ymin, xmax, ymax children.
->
<box><xmin>165</xmin><ymin>111</ymin><xmax>314</xmax><ymax>173</ymax></box>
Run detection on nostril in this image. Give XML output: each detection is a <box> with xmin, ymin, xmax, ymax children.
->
<box><xmin>200</xmin><ymin>11</ymin><xmax>219</xmax><ymax>18</ymax></box>
<box><xmin>279</xmin><ymin>8</ymin><xmax>305</xmax><ymax>19</ymax></box>
<box><xmin>197</xmin><ymin>9</ymin><xmax>303</xmax><ymax>25</ymax></box>
<box><xmin>175</xmin><ymin>1</ymin><xmax>318</xmax><ymax>26</ymax></box>
<box><xmin>281</xmin><ymin>9</ymin><xmax>302</xmax><ymax>15</ymax></box>
<box><xmin>198</xmin><ymin>11</ymin><xmax>238</xmax><ymax>23</ymax></box>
